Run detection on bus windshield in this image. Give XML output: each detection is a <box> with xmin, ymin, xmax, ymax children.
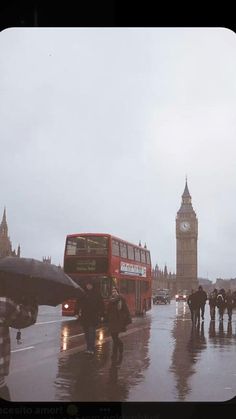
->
<box><xmin>65</xmin><ymin>236</ymin><xmax>108</xmax><ymax>256</ymax></box>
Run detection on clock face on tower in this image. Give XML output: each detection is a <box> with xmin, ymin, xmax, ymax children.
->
<box><xmin>180</xmin><ymin>221</ymin><xmax>190</xmax><ymax>232</ymax></box>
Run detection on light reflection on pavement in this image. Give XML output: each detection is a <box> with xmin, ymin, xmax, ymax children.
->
<box><xmin>6</xmin><ymin>301</ymin><xmax>236</xmax><ymax>402</ymax></box>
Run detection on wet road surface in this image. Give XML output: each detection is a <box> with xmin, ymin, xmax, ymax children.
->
<box><xmin>6</xmin><ymin>301</ymin><xmax>236</xmax><ymax>402</ymax></box>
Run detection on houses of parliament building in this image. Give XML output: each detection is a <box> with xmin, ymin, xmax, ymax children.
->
<box><xmin>0</xmin><ymin>207</ymin><xmax>20</xmax><ymax>259</ymax></box>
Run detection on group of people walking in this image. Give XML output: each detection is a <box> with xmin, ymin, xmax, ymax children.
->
<box><xmin>78</xmin><ymin>281</ymin><xmax>132</xmax><ymax>363</ymax></box>
<box><xmin>208</xmin><ymin>288</ymin><xmax>234</xmax><ymax>322</ymax></box>
<box><xmin>187</xmin><ymin>286</ymin><xmax>235</xmax><ymax>325</ymax></box>
<box><xmin>0</xmin><ymin>279</ymin><xmax>131</xmax><ymax>400</ymax></box>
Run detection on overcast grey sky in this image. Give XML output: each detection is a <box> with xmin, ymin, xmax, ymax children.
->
<box><xmin>0</xmin><ymin>28</ymin><xmax>236</xmax><ymax>281</ymax></box>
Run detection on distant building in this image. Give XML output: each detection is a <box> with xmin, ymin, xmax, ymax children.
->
<box><xmin>0</xmin><ymin>207</ymin><xmax>20</xmax><ymax>258</ymax></box>
<box><xmin>212</xmin><ymin>277</ymin><xmax>236</xmax><ymax>291</ymax></box>
<box><xmin>152</xmin><ymin>263</ymin><xmax>176</xmax><ymax>296</ymax></box>
<box><xmin>198</xmin><ymin>277</ymin><xmax>212</xmax><ymax>293</ymax></box>
<box><xmin>42</xmin><ymin>256</ymin><xmax>51</xmax><ymax>264</ymax></box>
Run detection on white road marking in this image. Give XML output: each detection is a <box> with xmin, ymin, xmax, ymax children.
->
<box><xmin>65</xmin><ymin>333</ymin><xmax>84</xmax><ymax>339</ymax></box>
<box><xmin>11</xmin><ymin>346</ymin><xmax>35</xmax><ymax>353</ymax></box>
<box><xmin>36</xmin><ymin>318</ymin><xmax>75</xmax><ymax>325</ymax></box>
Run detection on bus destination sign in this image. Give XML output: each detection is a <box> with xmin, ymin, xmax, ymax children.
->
<box><xmin>120</xmin><ymin>262</ymin><xmax>146</xmax><ymax>277</ymax></box>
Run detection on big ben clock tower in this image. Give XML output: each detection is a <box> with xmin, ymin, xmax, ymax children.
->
<box><xmin>176</xmin><ymin>179</ymin><xmax>198</xmax><ymax>293</ymax></box>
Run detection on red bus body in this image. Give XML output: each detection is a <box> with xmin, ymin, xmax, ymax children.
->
<box><xmin>62</xmin><ymin>233</ymin><xmax>152</xmax><ymax>317</ymax></box>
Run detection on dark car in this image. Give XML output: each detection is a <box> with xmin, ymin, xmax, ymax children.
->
<box><xmin>153</xmin><ymin>295</ymin><xmax>168</xmax><ymax>304</ymax></box>
<box><xmin>153</xmin><ymin>290</ymin><xmax>171</xmax><ymax>305</ymax></box>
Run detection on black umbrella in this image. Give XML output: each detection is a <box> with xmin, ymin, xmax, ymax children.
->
<box><xmin>0</xmin><ymin>256</ymin><xmax>84</xmax><ymax>306</ymax></box>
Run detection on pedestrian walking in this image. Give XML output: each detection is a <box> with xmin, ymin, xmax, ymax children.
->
<box><xmin>187</xmin><ymin>289</ymin><xmax>195</xmax><ymax>322</ymax></box>
<box><xmin>208</xmin><ymin>289</ymin><xmax>218</xmax><ymax>321</ymax></box>
<box><xmin>79</xmin><ymin>280</ymin><xmax>104</xmax><ymax>355</ymax></box>
<box><xmin>190</xmin><ymin>290</ymin><xmax>201</xmax><ymax>326</ymax></box>
<box><xmin>197</xmin><ymin>286</ymin><xmax>207</xmax><ymax>320</ymax></box>
<box><xmin>216</xmin><ymin>288</ymin><xmax>226</xmax><ymax>322</ymax></box>
<box><xmin>0</xmin><ymin>294</ymin><xmax>38</xmax><ymax>400</ymax></box>
<box><xmin>225</xmin><ymin>289</ymin><xmax>234</xmax><ymax>322</ymax></box>
<box><xmin>107</xmin><ymin>287</ymin><xmax>132</xmax><ymax>364</ymax></box>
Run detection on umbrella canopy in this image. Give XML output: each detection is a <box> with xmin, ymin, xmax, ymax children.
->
<box><xmin>0</xmin><ymin>257</ymin><xmax>84</xmax><ymax>306</ymax></box>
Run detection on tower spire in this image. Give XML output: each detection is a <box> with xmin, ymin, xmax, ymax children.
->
<box><xmin>182</xmin><ymin>178</ymin><xmax>191</xmax><ymax>199</ymax></box>
<box><xmin>0</xmin><ymin>206</ymin><xmax>8</xmax><ymax>235</ymax></box>
<box><xmin>2</xmin><ymin>207</ymin><xmax>7</xmax><ymax>225</ymax></box>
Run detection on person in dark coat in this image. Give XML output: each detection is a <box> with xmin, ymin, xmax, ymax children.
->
<box><xmin>225</xmin><ymin>289</ymin><xmax>234</xmax><ymax>322</ymax></box>
<box><xmin>208</xmin><ymin>289</ymin><xmax>218</xmax><ymax>321</ymax></box>
<box><xmin>216</xmin><ymin>288</ymin><xmax>226</xmax><ymax>322</ymax></box>
<box><xmin>189</xmin><ymin>290</ymin><xmax>201</xmax><ymax>326</ymax></box>
<box><xmin>107</xmin><ymin>287</ymin><xmax>132</xmax><ymax>363</ymax></box>
<box><xmin>187</xmin><ymin>289</ymin><xmax>195</xmax><ymax>322</ymax></box>
<box><xmin>79</xmin><ymin>281</ymin><xmax>104</xmax><ymax>355</ymax></box>
<box><xmin>0</xmin><ymin>295</ymin><xmax>38</xmax><ymax>400</ymax></box>
<box><xmin>196</xmin><ymin>286</ymin><xmax>207</xmax><ymax>320</ymax></box>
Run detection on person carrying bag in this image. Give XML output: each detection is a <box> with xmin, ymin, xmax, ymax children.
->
<box><xmin>107</xmin><ymin>287</ymin><xmax>132</xmax><ymax>364</ymax></box>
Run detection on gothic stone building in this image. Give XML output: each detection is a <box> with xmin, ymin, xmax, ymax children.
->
<box><xmin>0</xmin><ymin>208</ymin><xmax>20</xmax><ymax>258</ymax></box>
<box><xmin>176</xmin><ymin>180</ymin><xmax>198</xmax><ymax>293</ymax></box>
<box><xmin>152</xmin><ymin>264</ymin><xmax>176</xmax><ymax>297</ymax></box>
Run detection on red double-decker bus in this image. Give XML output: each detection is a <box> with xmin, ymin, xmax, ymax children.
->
<box><xmin>62</xmin><ymin>233</ymin><xmax>152</xmax><ymax>317</ymax></box>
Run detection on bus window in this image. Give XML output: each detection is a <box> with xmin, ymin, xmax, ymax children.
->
<box><xmin>87</xmin><ymin>236</ymin><xmax>108</xmax><ymax>249</ymax></box>
<box><xmin>112</xmin><ymin>239</ymin><xmax>120</xmax><ymax>256</ymax></box>
<box><xmin>120</xmin><ymin>242</ymin><xmax>128</xmax><ymax>259</ymax></box>
<box><xmin>87</xmin><ymin>236</ymin><xmax>108</xmax><ymax>255</ymax></box>
<box><xmin>76</xmin><ymin>237</ymin><xmax>86</xmax><ymax>255</ymax></box>
<box><xmin>66</xmin><ymin>239</ymin><xmax>77</xmax><ymax>255</ymax></box>
<box><xmin>127</xmin><ymin>245</ymin><xmax>134</xmax><ymax>260</ymax></box>
<box><xmin>141</xmin><ymin>250</ymin><xmax>146</xmax><ymax>263</ymax></box>
<box><xmin>134</xmin><ymin>247</ymin><xmax>141</xmax><ymax>262</ymax></box>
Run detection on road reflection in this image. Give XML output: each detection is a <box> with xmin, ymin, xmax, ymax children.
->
<box><xmin>170</xmin><ymin>302</ymin><xmax>207</xmax><ymax>401</ymax></box>
<box><xmin>170</xmin><ymin>302</ymin><xmax>236</xmax><ymax>401</ymax></box>
<box><xmin>54</xmin><ymin>318</ymin><xmax>151</xmax><ymax>401</ymax></box>
<box><xmin>208</xmin><ymin>320</ymin><xmax>234</xmax><ymax>346</ymax></box>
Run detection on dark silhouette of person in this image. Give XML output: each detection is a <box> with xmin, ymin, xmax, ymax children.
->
<box><xmin>225</xmin><ymin>289</ymin><xmax>234</xmax><ymax>322</ymax></box>
<box><xmin>216</xmin><ymin>288</ymin><xmax>226</xmax><ymax>322</ymax></box>
<box><xmin>107</xmin><ymin>287</ymin><xmax>132</xmax><ymax>364</ymax></box>
<box><xmin>208</xmin><ymin>289</ymin><xmax>218</xmax><ymax>321</ymax></box>
<box><xmin>196</xmin><ymin>286</ymin><xmax>207</xmax><ymax>320</ymax></box>
<box><xmin>0</xmin><ymin>294</ymin><xmax>38</xmax><ymax>401</ymax></box>
<box><xmin>78</xmin><ymin>280</ymin><xmax>104</xmax><ymax>355</ymax></box>
<box><xmin>187</xmin><ymin>289</ymin><xmax>195</xmax><ymax>322</ymax></box>
<box><xmin>188</xmin><ymin>290</ymin><xmax>200</xmax><ymax>326</ymax></box>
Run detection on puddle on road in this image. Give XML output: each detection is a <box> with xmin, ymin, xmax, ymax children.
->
<box><xmin>54</xmin><ymin>324</ymin><xmax>151</xmax><ymax>402</ymax></box>
<box><xmin>53</xmin><ymin>304</ymin><xmax>236</xmax><ymax>402</ymax></box>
